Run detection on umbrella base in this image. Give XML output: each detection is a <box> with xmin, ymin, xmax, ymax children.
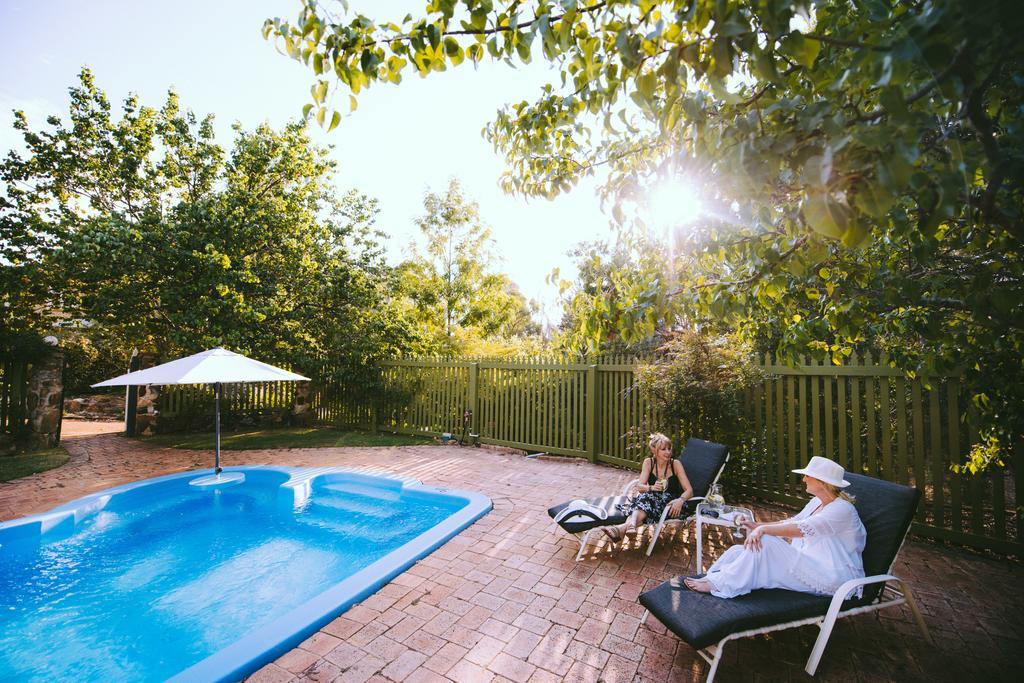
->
<box><xmin>189</xmin><ymin>472</ymin><xmax>246</xmax><ymax>489</ymax></box>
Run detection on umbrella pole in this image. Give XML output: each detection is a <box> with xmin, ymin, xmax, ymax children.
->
<box><xmin>215</xmin><ymin>382</ymin><xmax>222</xmax><ymax>474</ymax></box>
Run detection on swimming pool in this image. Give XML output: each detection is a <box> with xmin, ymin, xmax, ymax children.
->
<box><xmin>0</xmin><ymin>466</ymin><xmax>491</xmax><ymax>682</ymax></box>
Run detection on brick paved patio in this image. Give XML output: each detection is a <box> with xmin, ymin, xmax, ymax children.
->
<box><xmin>2</xmin><ymin>420</ymin><xmax>1022</xmax><ymax>682</ymax></box>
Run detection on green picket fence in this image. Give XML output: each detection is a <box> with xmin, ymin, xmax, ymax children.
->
<box><xmin>312</xmin><ymin>354</ymin><xmax>1018</xmax><ymax>555</ymax></box>
<box><xmin>317</xmin><ymin>356</ymin><xmax>660</xmax><ymax>464</ymax></box>
<box><xmin>158</xmin><ymin>381</ymin><xmax>296</xmax><ymax>428</ymax></box>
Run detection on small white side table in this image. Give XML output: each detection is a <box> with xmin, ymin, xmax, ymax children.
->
<box><xmin>695</xmin><ymin>503</ymin><xmax>757</xmax><ymax>573</ymax></box>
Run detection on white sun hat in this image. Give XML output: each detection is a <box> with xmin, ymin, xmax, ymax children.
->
<box><xmin>792</xmin><ymin>456</ymin><xmax>851</xmax><ymax>488</ymax></box>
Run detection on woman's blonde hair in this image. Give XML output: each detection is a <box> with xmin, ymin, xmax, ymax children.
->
<box><xmin>648</xmin><ymin>432</ymin><xmax>673</xmax><ymax>451</ymax></box>
<box><xmin>826</xmin><ymin>483</ymin><xmax>856</xmax><ymax>503</ymax></box>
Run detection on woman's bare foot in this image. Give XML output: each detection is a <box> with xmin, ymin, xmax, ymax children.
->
<box><xmin>601</xmin><ymin>525</ymin><xmax>624</xmax><ymax>541</ymax></box>
<box><xmin>684</xmin><ymin>577</ymin><xmax>713</xmax><ymax>593</ymax></box>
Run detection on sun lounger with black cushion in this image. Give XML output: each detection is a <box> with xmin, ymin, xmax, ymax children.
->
<box><xmin>638</xmin><ymin>472</ymin><xmax>933</xmax><ymax>682</ymax></box>
<box><xmin>548</xmin><ymin>437</ymin><xmax>729</xmax><ymax>560</ymax></box>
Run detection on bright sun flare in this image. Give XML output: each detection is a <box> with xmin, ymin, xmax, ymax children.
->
<box><xmin>648</xmin><ymin>183</ymin><xmax>703</xmax><ymax>228</ymax></box>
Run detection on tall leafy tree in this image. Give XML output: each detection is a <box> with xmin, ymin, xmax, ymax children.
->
<box><xmin>399</xmin><ymin>178</ymin><xmax>540</xmax><ymax>351</ymax></box>
<box><xmin>554</xmin><ymin>228</ymin><xmax>675</xmax><ymax>353</ymax></box>
<box><xmin>269</xmin><ymin>0</ymin><xmax>1023</xmax><ymax>466</ymax></box>
<box><xmin>1</xmin><ymin>69</ymin><xmax>423</xmax><ymax>380</ymax></box>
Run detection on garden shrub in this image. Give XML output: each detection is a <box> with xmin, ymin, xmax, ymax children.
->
<box><xmin>636</xmin><ymin>330</ymin><xmax>764</xmax><ymax>486</ymax></box>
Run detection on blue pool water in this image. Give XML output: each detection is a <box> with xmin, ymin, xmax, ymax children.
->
<box><xmin>0</xmin><ymin>467</ymin><xmax>491</xmax><ymax>682</ymax></box>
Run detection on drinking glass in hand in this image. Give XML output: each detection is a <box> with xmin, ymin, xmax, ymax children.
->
<box><xmin>732</xmin><ymin>513</ymin><xmax>748</xmax><ymax>541</ymax></box>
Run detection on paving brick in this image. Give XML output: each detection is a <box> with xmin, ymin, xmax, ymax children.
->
<box><xmin>471</xmin><ymin>591</ymin><xmax>507</xmax><ymax>611</ymax></box>
<box><xmin>247</xmin><ymin>663</ymin><xmax>294</xmax><ymax>683</ymax></box>
<box><xmin>464</xmin><ymin>634</ymin><xmax>507</xmax><ymax>667</ymax></box>
<box><xmin>446</xmin><ymin>659</ymin><xmax>494</xmax><ymax>681</ymax></box>
<box><xmin>547</xmin><ymin>606</ymin><xmax>585</xmax><ymax>629</ymax></box>
<box><xmin>480</xmin><ymin>617</ymin><xmax>520</xmax><ymax>643</ymax></box>
<box><xmin>608</xmin><ymin>612</ymin><xmax>641</xmax><ymax>641</ymax></box>
<box><xmin>600</xmin><ymin>633</ymin><xmax>645</xmax><ymax>662</ymax></box>
<box><xmin>348</xmin><ymin>621</ymin><xmax>389</xmax><ymax>648</ymax></box>
<box><xmin>512</xmin><ymin>612</ymin><xmax>552</xmax><ymax>636</ymax></box>
<box><xmin>386</xmin><ymin>614</ymin><xmax>427</xmax><ymax>641</ymax></box>
<box><xmin>525</xmin><ymin>668</ymin><xmax>562</xmax><ymax>683</ymax></box>
<box><xmin>487</xmin><ymin>653</ymin><xmax>537</xmax><ymax>683</ymax></box>
<box><xmin>524</xmin><ymin>595</ymin><xmax>557</xmax><ymax>618</ymax></box>
<box><xmin>574</xmin><ymin>618</ymin><xmax>610</xmax><ymax>646</ymax></box>
<box><xmin>337</xmin><ymin>654</ymin><xmax>387</xmax><ymax>683</ymax></box>
<box><xmin>564</xmin><ymin>661</ymin><xmax>602</xmax><ymax>683</ymax></box>
<box><xmin>345</xmin><ymin>605</ymin><xmax>382</xmax><ymax>624</ymax></box>
<box><xmin>381</xmin><ymin>650</ymin><xmax>428</xmax><ymax>681</ymax></box>
<box><xmin>600</xmin><ymin>653</ymin><xmax>640</xmax><ymax>683</ymax></box>
<box><xmin>440</xmin><ymin>624</ymin><xmax>484</xmax><ymax>649</ymax></box>
<box><xmin>501</xmin><ymin>629</ymin><xmax>542</xmax><ymax>659</ymax></box>
<box><xmin>277</xmin><ymin>648</ymin><xmax>320</xmax><ymax>674</ymax></box>
<box><xmin>364</xmin><ymin>635</ymin><xmax>406</xmax><ymax>664</ymax></box>
<box><xmin>403</xmin><ymin>667</ymin><xmax>450</xmax><ymax>683</ymax></box>
<box><xmin>460</xmin><ymin>602</ymin><xmax>495</xmax><ymax>630</ymax></box>
<box><xmin>322</xmin><ymin>617</ymin><xmax>362</xmax><ymax>640</ymax></box>
<box><xmin>294</xmin><ymin>659</ymin><xmax>341</xmax><ymax>682</ymax></box>
<box><xmin>526</xmin><ymin>647</ymin><xmax>573</xmax><ymax>676</ymax></box>
<box><xmin>424</xmin><ymin>642</ymin><xmax>469</xmax><ymax>675</ymax></box>
<box><xmin>421</xmin><ymin>610</ymin><xmax>461</xmax><ymax>637</ymax></box>
<box><xmin>404</xmin><ymin>629</ymin><xmax>448</xmax><ymax>657</ymax></box>
<box><xmin>299</xmin><ymin>632</ymin><xmax>343</xmax><ymax>656</ymax></box>
<box><xmin>324</xmin><ymin>643</ymin><xmax>366</xmax><ymax>669</ymax></box>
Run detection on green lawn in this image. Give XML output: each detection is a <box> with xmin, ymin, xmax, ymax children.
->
<box><xmin>142</xmin><ymin>426</ymin><xmax>434</xmax><ymax>450</ymax></box>
<box><xmin>0</xmin><ymin>447</ymin><xmax>71</xmax><ymax>482</ymax></box>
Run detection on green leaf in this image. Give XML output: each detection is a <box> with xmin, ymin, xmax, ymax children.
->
<box><xmin>854</xmin><ymin>182</ymin><xmax>896</xmax><ymax>219</ymax></box>
<box><xmin>780</xmin><ymin>33</ymin><xmax>820</xmax><ymax>68</ymax></box>
<box><xmin>802</xmin><ymin>192</ymin><xmax>849</xmax><ymax>241</ymax></box>
<box><xmin>711</xmin><ymin>37</ymin><xmax>733</xmax><ymax>77</ymax></box>
<box><xmin>327</xmin><ymin>111</ymin><xmax>341</xmax><ymax>132</ymax></box>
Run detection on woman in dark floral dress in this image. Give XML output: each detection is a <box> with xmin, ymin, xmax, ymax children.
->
<box><xmin>602</xmin><ymin>433</ymin><xmax>693</xmax><ymax>541</ymax></box>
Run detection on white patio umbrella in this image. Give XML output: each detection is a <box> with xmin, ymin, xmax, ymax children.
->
<box><xmin>93</xmin><ymin>348</ymin><xmax>310</xmax><ymax>486</ymax></box>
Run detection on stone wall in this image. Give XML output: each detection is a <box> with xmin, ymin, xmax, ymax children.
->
<box><xmin>132</xmin><ymin>352</ymin><xmax>160</xmax><ymax>436</ymax></box>
<box><xmin>64</xmin><ymin>394</ymin><xmax>126</xmax><ymax>420</ymax></box>
<box><xmin>25</xmin><ymin>348</ymin><xmax>65</xmax><ymax>449</ymax></box>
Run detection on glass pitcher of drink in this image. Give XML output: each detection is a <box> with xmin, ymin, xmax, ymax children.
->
<box><xmin>707</xmin><ymin>484</ymin><xmax>725</xmax><ymax>510</ymax></box>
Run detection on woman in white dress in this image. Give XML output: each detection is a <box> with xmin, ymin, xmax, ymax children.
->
<box><xmin>684</xmin><ymin>456</ymin><xmax>866</xmax><ymax>598</ymax></box>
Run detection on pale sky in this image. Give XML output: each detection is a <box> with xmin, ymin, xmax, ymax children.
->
<box><xmin>0</xmin><ymin>0</ymin><xmax>615</xmax><ymax>327</ymax></box>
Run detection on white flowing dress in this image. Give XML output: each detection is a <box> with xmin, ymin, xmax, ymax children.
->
<box><xmin>704</xmin><ymin>498</ymin><xmax>867</xmax><ymax>599</ymax></box>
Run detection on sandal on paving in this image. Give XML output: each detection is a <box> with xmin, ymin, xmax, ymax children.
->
<box><xmin>601</xmin><ymin>525</ymin><xmax>623</xmax><ymax>542</ymax></box>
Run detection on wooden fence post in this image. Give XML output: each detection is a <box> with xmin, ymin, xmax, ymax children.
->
<box><xmin>586</xmin><ymin>364</ymin><xmax>598</xmax><ymax>463</ymax></box>
<box><xmin>468</xmin><ymin>361</ymin><xmax>479</xmax><ymax>436</ymax></box>
<box><xmin>125</xmin><ymin>351</ymin><xmax>140</xmax><ymax>436</ymax></box>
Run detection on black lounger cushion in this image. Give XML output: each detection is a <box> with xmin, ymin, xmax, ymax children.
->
<box><xmin>678</xmin><ymin>438</ymin><xmax>729</xmax><ymax>500</ymax></box>
<box><xmin>844</xmin><ymin>472</ymin><xmax>920</xmax><ymax>601</ymax></box>
<box><xmin>547</xmin><ymin>496</ymin><xmax>630</xmax><ymax>534</ymax></box>
<box><xmin>640</xmin><ymin>578</ymin><xmax>859</xmax><ymax>650</ymax></box>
